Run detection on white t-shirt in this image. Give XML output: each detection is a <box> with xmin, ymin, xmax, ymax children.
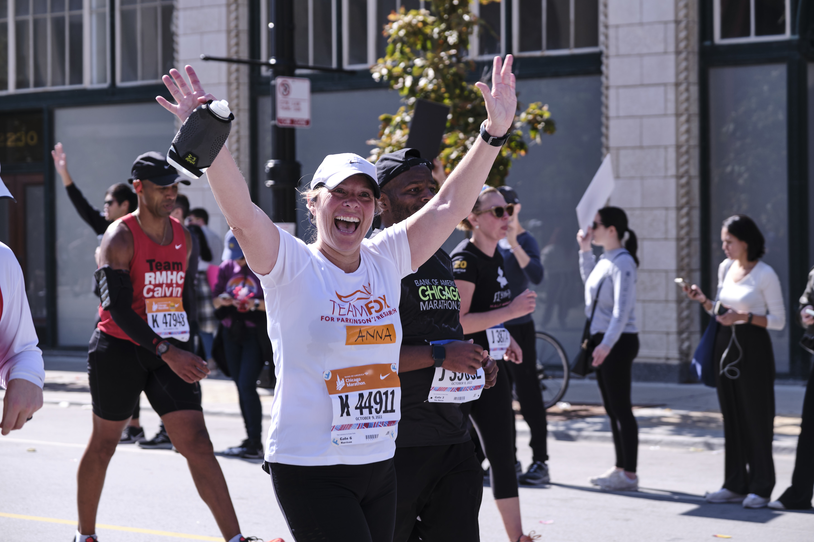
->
<box><xmin>0</xmin><ymin>242</ymin><xmax>44</xmax><ymax>389</ymax></box>
<box><xmin>257</xmin><ymin>222</ymin><xmax>414</xmax><ymax>466</ymax></box>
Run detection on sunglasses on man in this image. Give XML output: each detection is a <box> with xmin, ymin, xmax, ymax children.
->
<box><xmin>477</xmin><ymin>203</ymin><xmax>514</xmax><ymax>219</ymax></box>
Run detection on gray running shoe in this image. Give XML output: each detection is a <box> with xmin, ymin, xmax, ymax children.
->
<box><xmin>118</xmin><ymin>426</ymin><xmax>145</xmax><ymax>444</ymax></box>
<box><xmin>519</xmin><ymin>461</ymin><xmax>550</xmax><ymax>486</ymax></box>
<box><xmin>217</xmin><ymin>439</ymin><xmax>264</xmax><ymax>459</ymax></box>
<box><xmin>138</xmin><ymin>425</ymin><xmax>172</xmax><ymax>450</ymax></box>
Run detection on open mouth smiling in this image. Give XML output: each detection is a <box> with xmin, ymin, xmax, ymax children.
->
<box><xmin>335</xmin><ymin>215</ymin><xmax>361</xmax><ymax>234</ymax></box>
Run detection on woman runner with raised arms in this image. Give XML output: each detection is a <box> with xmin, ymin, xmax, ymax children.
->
<box><xmin>157</xmin><ymin>56</ymin><xmax>517</xmax><ymax>542</ymax></box>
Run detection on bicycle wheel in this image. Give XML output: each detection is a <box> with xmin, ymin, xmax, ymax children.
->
<box><xmin>535</xmin><ymin>331</ymin><xmax>570</xmax><ymax>409</ymax></box>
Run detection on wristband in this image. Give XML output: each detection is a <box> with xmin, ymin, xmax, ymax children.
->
<box><xmin>479</xmin><ymin>120</ymin><xmax>510</xmax><ymax>147</ymax></box>
<box><xmin>510</xmin><ymin>245</ymin><xmax>521</xmax><ymax>253</ymax></box>
<box><xmin>747</xmin><ymin>312</ymin><xmax>754</xmax><ymax>325</ymax></box>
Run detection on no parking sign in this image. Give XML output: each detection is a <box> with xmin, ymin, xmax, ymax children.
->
<box><xmin>275</xmin><ymin>77</ymin><xmax>311</xmax><ymax>128</ymax></box>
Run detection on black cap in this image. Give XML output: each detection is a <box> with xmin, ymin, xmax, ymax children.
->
<box><xmin>128</xmin><ymin>152</ymin><xmax>190</xmax><ymax>186</ymax></box>
<box><xmin>375</xmin><ymin>148</ymin><xmax>433</xmax><ymax>189</ymax></box>
<box><xmin>497</xmin><ymin>185</ymin><xmax>519</xmax><ymax>205</ymax></box>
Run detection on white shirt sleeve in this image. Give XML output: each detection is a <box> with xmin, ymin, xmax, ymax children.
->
<box><xmin>760</xmin><ymin>264</ymin><xmax>786</xmax><ymax>331</ymax></box>
<box><xmin>256</xmin><ymin>225</ymin><xmax>314</xmax><ymax>287</ymax></box>
<box><xmin>0</xmin><ymin>244</ymin><xmax>44</xmax><ymax>389</ymax></box>
<box><xmin>365</xmin><ymin>222</ymin><xmax>415</xmax><ymax>278</ymax></box>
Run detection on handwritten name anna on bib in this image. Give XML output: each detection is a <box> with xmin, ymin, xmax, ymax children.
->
<box><xmin>323</xmin><ymin>363</ymin><xmax>401</xmax><ymax>446</ymax></box>
<box><xmin>145</xmin><ymin>297</ymin><xmax>190</xmax><ymax>342</ymax></box>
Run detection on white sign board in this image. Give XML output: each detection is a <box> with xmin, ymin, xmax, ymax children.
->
<box><xmin>576</xmin><ymin>154</ymin><xmax>615</xmax><ymax>232</ymax></box>
<box><xmin>276</xmin><ymin>77</ymin><xmax>311</xmax><ymax>128</ymax></box>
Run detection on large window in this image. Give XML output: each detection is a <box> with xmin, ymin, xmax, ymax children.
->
<box><xmin>708</xmin><ymin>64</ymin><xmax>790</xmax><ymax>372</ymax></box>
<box><xmin>117</xmin><ymin>0</ymin><xmax>173</xmax><ymax>84</ymax></box>
<box><xmin>714</xmin><ymin>0</ymin><xmax>789</xmax><ymax>43</ymax></box>
<box><xmin>294</xmin><ymin>0</ymin><xmax>335</xmax><ymax>68</ymax></box>
<box><xmin>513</xmin><ymin>0</ymin><xmax>598</xmax><ymax>55</ymax></box>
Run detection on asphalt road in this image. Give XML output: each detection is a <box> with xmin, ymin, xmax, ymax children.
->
<box><xmin>1</xmin><ymin>401</ymin><xmax>811</xmax><ymax>541</ymax></box>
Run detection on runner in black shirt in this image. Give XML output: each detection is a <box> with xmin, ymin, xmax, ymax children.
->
<box><xmin>452</xmin><ymin>187</ymin><xmax>539</xmax><ymax>542</ymax></box>
<box><xmin>375</xmin><ymin>148</ymin><xmax>497</xmax><ymax>542</ymax></box>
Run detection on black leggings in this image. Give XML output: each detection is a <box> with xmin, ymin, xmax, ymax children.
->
<box><xmin>268</xmin><ymin>459</ymin><xmax>397</xmax><ymax>542</ymax></box>
<box><xmin>505</xmin><ymin>321</ymin><xmax>548</xmax><ymax>463</ymax></box>
<box><xmin>594</xmin><ymin>333</ymin><xmax>639</xmax><ymax>473</ymax></box>
<box><xmin>462</xmin><ymin>358</ymin><xmax>518</xmax><ymax>500</ymax></box>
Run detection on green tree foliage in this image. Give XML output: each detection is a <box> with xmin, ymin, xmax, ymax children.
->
<box><xmin>368</xmin><ymin>0</ymin><xmax>555</xmax><ymax>186</ymax></box>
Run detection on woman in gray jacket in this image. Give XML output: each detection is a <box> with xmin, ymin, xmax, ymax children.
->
<box><xmin>576</xmin><ymin>206</ymin><xmax>640</xmax><ymax>492</ymax></box>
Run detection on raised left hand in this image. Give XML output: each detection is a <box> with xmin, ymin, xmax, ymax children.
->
<box><xmin>156</xmin><ymin>65</ymin><xmax>217</xmax><ymax>123</ymax></box>
<box><xmin>475</xmin><ymin>55</ymin><xmax>517</xmax><ymax>137</ymax></box>
<box><xmin>591</xmin><ymin>344</ymin><xmax>611</xmax><ymax>367</ymax></box>
<box><xmin>1</xmin><ymin>379</ymin><xmax>43</xmax><ymax>436</ymax></box>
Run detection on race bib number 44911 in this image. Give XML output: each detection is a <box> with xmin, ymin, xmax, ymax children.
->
<box><xmin>146</xmin><ymin>297</ymin><xmax>190</xmax><ymax>342</ymax></box>
<box><xmin>323</xmin><ymin>363</ymin><xmax>401</xmax><ymax>446</ymax></box>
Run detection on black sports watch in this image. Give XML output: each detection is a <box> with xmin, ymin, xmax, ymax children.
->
<box><xmin>156</xmin><ymin>341</ymin><xmax>171</xmax><ymax>357</ymax></box>
<box><xmin>432</xmin><ymin>344</ymin><xmax>446</xmax><ymax>368</ymax></box>
<box><xmin>479</xmin><ymin>120</ymin><xmax>510</xmax><ymax>147</ymax></box>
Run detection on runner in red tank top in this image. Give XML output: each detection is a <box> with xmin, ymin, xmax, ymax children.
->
<box><xmin>74</xmin><ymin>152</ymin><xmax>264</xmax><ymax>542</ymax></box>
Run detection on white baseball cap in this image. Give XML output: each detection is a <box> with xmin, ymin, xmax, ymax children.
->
<box><xmin>310</xmin><ymin>153</ymin><xmax>380</xmax><ymax>198</ymax></box>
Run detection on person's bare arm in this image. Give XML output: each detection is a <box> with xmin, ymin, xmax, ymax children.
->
<box><xmin>399</xmin><ymin>341</ymin><xmax>485</xmax><ymax>375</ymax></box>
<box><xmin>404</xmin><ymin>56</ymin><xmax>517</xmax><ymax>269</ymax></box>
<box><xmin>1</xmin><ymin>379</ymin><xmax>43</xmax><ymax>435</ymax></box>
<box><xmin>456</xmin><ymin>281</ymin><xmax>537</xmax><ymax>335</ymax></box>
<box><xmin>51</xmin><ymin>143</ymin><xmax>73</xmax><ymax>187</ymax></box>
<box><xmin>156</xmin><ymin>67</ymin><xmax>280</xmax><ymax>276</ymax></box>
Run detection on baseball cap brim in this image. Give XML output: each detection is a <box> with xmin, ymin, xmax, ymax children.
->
<box><xmin>128</xmin><ymin>174</ymin><xmax>191</xmax><ymax>187</ymax></box>
<box><xmin>314</xmin><ymin>170</ymin><xmax>380</xmax><ymax>198</ymax></box>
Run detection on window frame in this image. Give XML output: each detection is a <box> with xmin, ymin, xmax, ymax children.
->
<box><xmin>471</xmin><ymin>0</ymin><xmax>505</xmax><ymax>59</ymax></box>
<box><xmin>1</xmin><ymin>0</ymin><xmax>108</xmax><ymax>94</ymax></box>
<box><xmin>262</xmin><ymin>0</ymin><xmax>338</xmax><ymax>75</ymax></box>
<box><xmin>511</xmin><ymin>0</ymin><xmax>600</xmax><ymax>57</ymax></box>
<box><xmin>115</xmin><ymin>0</ymin><xmax>174</xmax><ymax>87</ymax></box>
<box><xmin>713</xmin><ymin>0</ymin><xmax>791</xmax><ymax>44</ymax></box>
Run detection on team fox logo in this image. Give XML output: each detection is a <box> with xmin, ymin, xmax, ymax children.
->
<box><xmin>330</xmin><ymin>283</ymin><xmax>391</xmax><ymax>318</ymax></box>
<box><xmin>335</xmin><ymin>284</ymin><xmax>374</xmax><ymax>304</ymax></box>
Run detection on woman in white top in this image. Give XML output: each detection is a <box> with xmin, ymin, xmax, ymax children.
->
<box><xmin>682</xmin><ymin>214</ymin><xmax>785</xmax><ymax>509</ymax></box>
<box><xmin>157</xmin><ymin>57</ymin><xmax>517</xmax><ymax>542</ymax></box>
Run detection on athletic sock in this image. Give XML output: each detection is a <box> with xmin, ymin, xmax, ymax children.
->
<box><xmin>76</xmin><ymin>531</ymin><xmax>97</xmax><ymax>542</ymax></box>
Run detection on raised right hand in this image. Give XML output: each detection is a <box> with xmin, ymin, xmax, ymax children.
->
<box><xmin>51</xmin><ymin>143</ymin><xmax>69</xmax><ymax>181</ymax></box>
<box><xmin>162</xmin><ymin>345</ymin><xmax>210</xmax><ymax>383</ymax></box>
<box><xmin>508</xmin><ymin>288</ymin><xmax>537</xmax><ymax>319</ymax></box>
<box><xmin>577</xmin><ymin>227</ymin><xmax>593</xmax><ymax>251</ymax></box>
<box><xmin>156</xmin><ymin>65</ymin><xmax>217</xmax><ymax>123</ymax></box>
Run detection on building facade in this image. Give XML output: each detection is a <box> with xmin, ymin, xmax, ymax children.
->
<box><xmin>0</xmin><ymin>0</ymin><xmax>811</xmax><ymax>382</ymax></box>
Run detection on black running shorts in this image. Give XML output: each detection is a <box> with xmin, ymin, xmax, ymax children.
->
<box><xmin>87</xmin><ymin>328</ymin><xmax>202</xmax><ymax>421</ymax></box>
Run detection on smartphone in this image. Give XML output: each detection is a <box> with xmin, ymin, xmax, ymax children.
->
<box><xmin>674</xmin><ymin>277</ymin><xmax>688</xmax><ymax>287</ymax></box>
<box><xmin>806</xmin><ymin>308</ymin><xmax>814</xmax><ymax>317</ymax></box>
<box><xmin>714</xmin><ymin>300</ymin><xmax>729</xmax><ymax>316</ymax></box>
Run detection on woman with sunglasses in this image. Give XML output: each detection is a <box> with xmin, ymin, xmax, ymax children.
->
<box><xmin>452</xmin><ymin>187</ymin><xmax>539</xmax><ymax>542</ymax></box>
<box><xmin>576</xmin><ymin>206</ymin><xmax>640</xmax><ymax>492</ymax></box>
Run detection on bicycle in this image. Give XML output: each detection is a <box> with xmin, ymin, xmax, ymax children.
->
<box><xmin>535</xmin><ymin>331</ymin><xmax>570</xmax><ymax>409</ymax></box>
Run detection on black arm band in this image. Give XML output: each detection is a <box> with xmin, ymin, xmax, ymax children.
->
<box><xmin>95</xmin><ymin>266</ymin><xmax>165</xmax><ymax>355</ymax></box>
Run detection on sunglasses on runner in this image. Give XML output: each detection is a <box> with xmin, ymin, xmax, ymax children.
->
<box><xmin>478</xmin><ymin>204</ymin><xmax>514</xmax><ymax>219</ymax></box>
<box><xmin>592</xmin><ymin>220</ymin><xmax>603</xmax><ymax>229</ymax></box>
<box><xmin>104</xmin><ymin>199</ymin><xmax>116</xmax><ymax>206</ymax></box>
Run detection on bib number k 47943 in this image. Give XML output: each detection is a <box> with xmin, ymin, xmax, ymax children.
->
<box><xmin>324</xmin><ymin>363</ymin><xmax>401</xmax><ymax>446</ymax></box>
<box><xmin>145</xmin><ymin>297</ymin><xmax>190</xmax><ymax>342</ymax></box>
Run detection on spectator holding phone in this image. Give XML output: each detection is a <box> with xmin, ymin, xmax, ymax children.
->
<box><xmin>681</xmin><ymin>215</ymin><xmax>785</xmax><ymax>509</ymax></box>
<box><xmin>213</xmin><ymin>232</ymin><xmax>266</xmax><ymax>459</ymax></box>
<box><xmin>769</xmin><ymin>267</ymin><xmax>814</xmax><ymax>510</ymax></box>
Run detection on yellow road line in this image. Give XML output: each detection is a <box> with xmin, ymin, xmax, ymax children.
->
<box><xmin>0</xmin><ymin>512</ymin><xmax>222</xmax><ymax>541</ymax></box>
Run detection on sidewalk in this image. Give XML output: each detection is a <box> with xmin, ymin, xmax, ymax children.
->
<box><xmin>40</xmin><ymin>351</ymin><xmax>806</xmax><ymax>455</ymax></box>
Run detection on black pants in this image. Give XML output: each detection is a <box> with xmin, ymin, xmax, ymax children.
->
<box><xmin>393</xmin><ymin>442</ymin><xmax>482</xmax><ymax>542</ymax></box>
<box><xmin>777</xmin><ymin>365</ymin><xmax>814</xmax><ymax>509</ymax></box>
<box><xmin>462</xmin><ymin>358</ymin><xmax>518</xmax><ymax>500</ymax></box>
<box><xmin>594</xmin><ymin>333</ymin><xmax>639</xmax><ymax>473</ymax></box>
<box><xmin>505</xmin><ymin>321</ymin><xmax>548</xmax><ymax>463</ymax></box>
<box><xmin>714</xmin><ymin>324</ymin><xmax>776</xmax><ymax>498</ymax></box>
<box><xmin>268</xmin><ymin>459</ymin><xmax>397</xmax><ymax>542</ymax></box>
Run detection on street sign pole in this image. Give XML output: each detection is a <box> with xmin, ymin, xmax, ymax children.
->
<box><xmin>201</xmin><ymin>0</ymin><xmax>352</xmax><ymax>234</ymax></box>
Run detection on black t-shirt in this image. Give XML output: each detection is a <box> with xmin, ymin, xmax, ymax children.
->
<box><xmin>450</xmin><ymin>239</ymin><xmax>512</xmax><ymax>350</ymax></box>
<box><xmin>397</xmin><ymin>248</ymin><xmax>470</xmax><ymax>448</ymax></box>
